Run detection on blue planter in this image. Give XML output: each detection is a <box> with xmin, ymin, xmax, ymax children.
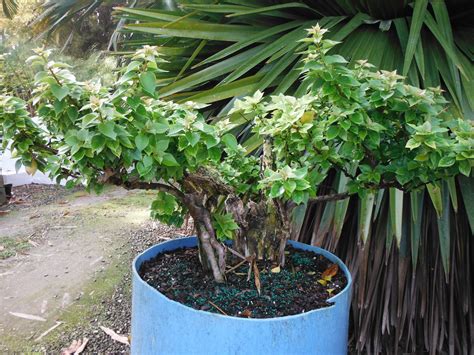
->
<box><xmin>131</xmin><ymin>237</ymin><xmax>352</xmax><ymax>355</ymax></box>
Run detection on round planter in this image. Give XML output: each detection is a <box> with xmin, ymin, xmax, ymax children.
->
<box><xmin>131</xmin><ymin>236</ymin><xmax>352</xmax><ymax>355</ymax></box>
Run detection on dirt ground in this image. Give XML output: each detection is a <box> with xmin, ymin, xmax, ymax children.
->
<box><xmin>0</xmin><ymin>184</ymin><xmax>191</xmax><ymax>353</ymax></box>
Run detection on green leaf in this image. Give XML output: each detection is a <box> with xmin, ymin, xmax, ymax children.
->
<box><xmin>50</xmin><ymin>84</ymin><xmax>69</xmax><ymax>101</ymax></box>
<box><xmin>410</xmin><ymin>189</ymin><xmax>424</xmax><ymax>268</ymax></box>
<box><xmin>326</xmin><ymin>126</ymin><xmax>339</xmax><ymax>139</ymax></box>
<box><xmin>389</xmin><ymin>188</ymin><xmax>403</xmax><ymax>248</ymax></box>
<box><xmin>437</xmin><ymin>181</ymin><xmax>450</xmax><ymax>277</ymax></box>
<box><xmin>139</xmin><ymin>72</ymin><xmax>157</xmax><ymax>95</ymax></box>
<box><xmin>212</xmin><ymin>213</ymin><xmax>239</xmax><ymax>241</ymax></box>
<box><xmin>135</xmin><ymin>134</ymin><xmax>150</xmax><ymax>151</ymax></box>
<box><xmin>161</xmin><ymin>153</ymin><xmax>180</xmax><ymax>167</ymax></box>
<box><xmin>427</xmin><ymin>183</ymin><xmax>443</xmax><ymax>218</ymax></box>
<box><xmin>222</xmin><ymin>133</ymin><xmax>238</xmax><ymax>150</ymax></box>
<box><xmin>459</xmin><ymin>160</ymin><xmax>471</xmax><ymax>176</ymax></box>
<box><xmin>438</xmin><ymin>155</ymin><xmax>455</xmax><ymax>167</ymax></box>
<box><xmin>359</xmin><ymin>191</ymin><xmax>375</xmax><ymax>243</ymax></box>
<box><xmin>402</xmin><ymin>0</ymin><xmax>428</xmax><ymax>75</ymax></box>
<box><xmin>446</xmin><ymin>176</ymin><xmax>458</xmax><ymax>213</ymax></box>
<box><xmin>125</xmin><ymin>20</ymin><xmax>260</xmax><ymax>42</ymax></box>
<box><xmin>98</xmin><ymin>121</ymin><xmax>117</xmax><ymax>140</ymax></box>
<box><xmin>91</xmin><ymin>135</ymin><xmax>106</xmax><ymax>151</ymax></box>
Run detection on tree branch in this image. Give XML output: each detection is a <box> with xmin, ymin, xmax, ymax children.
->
<box><xmin>121</xmin><ymin>180</ymin><xmax>185</xmax><ymax>200</ymax></box>
<box><xmin>309</xmin><ymin>192</ymin><xmax>351</xmax><ymax>203</ymax></box>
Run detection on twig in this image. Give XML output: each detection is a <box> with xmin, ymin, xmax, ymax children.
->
<box><xmin>226</xmin><ymin>246</ymin><xmax>246</xmax><ymax>261</ymax></box>
<box><xmin>208</xmin><ymin>300</ymin><xmax>228</xmax><ymax>316</ymax></box>
<box><xmin>35</xmin><ymin>321</ymin><xmax>63</xmax><ymax>342</ymax></box>
<box><xmin>225</xmin><ymin>259</ymin><xmax>248</xmax><ymax>274</ymax></box>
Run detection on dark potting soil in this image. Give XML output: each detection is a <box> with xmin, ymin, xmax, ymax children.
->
<box><xmin>139</xmin><ymin>246</ymin><xmax>347</xmax><ymax>318</ymax></box>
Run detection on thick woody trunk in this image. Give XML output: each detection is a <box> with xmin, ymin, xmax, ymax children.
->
<box><xmin>185</xmin><ymin>194</ymin><xmax>226</xmax><ymax>283</ymax></box>
<box><xmin>226</xmin><ymin>195</ymin><xmax>293</xmax><ymax>267</ymax></box>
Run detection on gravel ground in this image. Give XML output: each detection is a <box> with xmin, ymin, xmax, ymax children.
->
<box><xmin>0</xmin><ymin>184</ymin><xmax>79</xmax><ymax>212</ymax></box>
<box><xmin>41</xmin><ymin>220</ymin><xmax>193</xmax><ymax>354</ymax></box>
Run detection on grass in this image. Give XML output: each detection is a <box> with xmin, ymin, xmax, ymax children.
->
<box><xmin>0</xmin><ymin>236</ymin><xmax>31</xmax><ymax>259</ymax></box>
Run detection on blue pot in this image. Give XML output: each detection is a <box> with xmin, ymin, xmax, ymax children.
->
<box><xmin>131</xmin><ymin>236</ymin><xmax>352</xmax><ymax>355</ymax></box>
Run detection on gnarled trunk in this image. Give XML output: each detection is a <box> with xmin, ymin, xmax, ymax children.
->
<box><xmin>185</xmin><ymin>193</ymin><xmax>226</xmax><ymax>283</ymax></box>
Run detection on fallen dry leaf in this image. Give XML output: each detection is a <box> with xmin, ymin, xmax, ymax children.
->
<box><xmin>0</xmin><ymin>211</ymin><xmax>9</xmax><ymax>216</ymax></box>
<box><xmin>100</xmin><ymin>326</ymin><xmax>130</xmax><ymax>345</ymax></box>
<box><xmin>61</xmin><ymin>338</ymin><xmax>89</xmax><ymax>355</ymax></box>
<box><xmin>73</xmin><ymin>338</ymin><xmax>89</xmax><ymax>354</ymax></box>
<box><xmin>9</xmin><ymin>312</ymin><xmax>46</xmax><ymax>322</ymax></box>
<box><xmin>321</xmin><ymin>264</ymin><xmax>339</xmax><ymax>281</ymax></box>
<box><xmin>241</xmin><ymin>309</ymin><xmax>252</xmax><ymax>318</ymax></box>
<box><xmin>270</xmin><ymin>265</ymin><xmax>281</xmax><ymax>273</ymax></box>
<box><xmin>317</xmin><ymin>279</ymin><xmax>328</xmax><ymax>286</ymax></box>
<box><xmin>28</xmin><ymin>240</ymin><xmax>39</xmax><ymax>247</ymax></box>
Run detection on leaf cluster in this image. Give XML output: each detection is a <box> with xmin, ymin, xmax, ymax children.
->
<box><xmin>1</xmin><ymin>27</ymin><xmax>472</xmax><ymax>237</ymax></box>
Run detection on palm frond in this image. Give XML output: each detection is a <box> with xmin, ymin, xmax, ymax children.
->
<box><xmin>2</xmin><ymin>0</ymin><xmax>18</xmax><ymax>19</ymax></box>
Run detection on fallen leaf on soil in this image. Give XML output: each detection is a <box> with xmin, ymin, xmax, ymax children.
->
<box><xmin>241</xmin><ymin>309</ymin><xmax>252</xmax><ymax>318</ymax></box>
<box><xmin>35</xmin><ymin>321</ymin><xmax>62</xmax><ymax>342</ymax></box>
<box><xmin>317</xmin><ymin>279</ymin><xmax>328</xmax><ymax>286</ymax></box>
<box><xmin>40</xmin><ymin>300</ymin><xmax>48</xmax><ymax>314</ymax></box>
<box><xmin>61</xmin><ymin>338</ymin><xmax>89</xmax><ymax>355</ymax></box>
<box><xmin>271</xmin><ymin>266</ymin><xmax>281</xmax><ymax>273</ymax></box>
<box><xmin>0</xmin><ymin>211</ymin><xmax>9</xmax><ymax>216</ymax></box>
<box><xmin>73</xmin><ymin>338</ymin><xmax>89</xmax><ymax>354</ymax></box>
<box><xmin>9</xmin><ymin>199</ymin><xmax>26</xmax><ymax>205</ymax></box>
<box><xmin>28</xmin><ymin>240</ymin><xmax>39</xmax><ymax>247</ymax></box>
<box><xmin>9</xmin><ymin>312</ymin><xmax>46</xmax><ymax>322</ymax></box>
<box><xmin>327</xmin><ymin>288</ymin><xmax>335</xmax><ymax>295</ymax></box>
<box><xmin>321</xmin><ymin>264</ymin><xmax>339</xmax><ymax>281</ymax></box>
<box><xmin>100</xmin><ymin>326</ymin><xmax>130</xmax><ymax>345</ymax></box>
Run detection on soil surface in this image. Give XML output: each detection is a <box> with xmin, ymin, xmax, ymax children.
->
<box><xmin>139</xmin><ymin>246</ymin><xmax>347</xmax><ymax>318</ymax></box>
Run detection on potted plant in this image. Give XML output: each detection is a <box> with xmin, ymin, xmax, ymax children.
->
<box><xmin>1</xmin><ymin>26</ymin><xmax>471</xmax><ymax>354</ymax></box>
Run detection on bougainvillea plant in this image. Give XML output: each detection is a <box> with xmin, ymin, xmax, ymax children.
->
<box><xmin>1</xmin><ymin>26</ymin><xmax>472</xmax><ymax>283</ymax></box>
